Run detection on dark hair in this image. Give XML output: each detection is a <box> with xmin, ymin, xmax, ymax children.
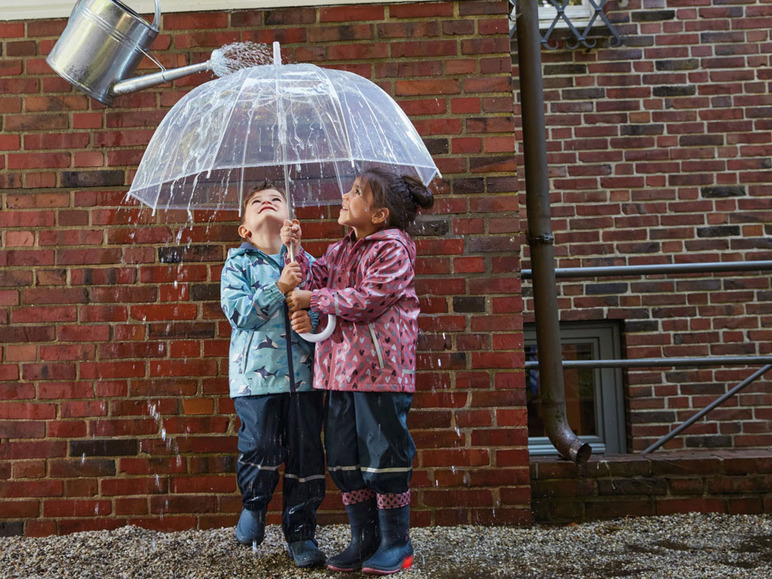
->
<box><xmin>241</xmin><ymin>180</ymin><xmax>285</xmax><ymax>222</ymax></box>
<box><xmin>360</xmin><ymin>168</ymin><xmax>434</xmax><ymax>231</ymax></box>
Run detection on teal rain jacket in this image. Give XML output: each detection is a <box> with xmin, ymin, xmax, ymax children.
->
<box><xmin>221</xmin><ymin>242</ymin><xmax>315</xmax><ymax>398</ymax></box>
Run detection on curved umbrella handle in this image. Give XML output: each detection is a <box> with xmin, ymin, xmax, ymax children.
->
<box><xmin>298</xmin><ymin>314</ymin><xmax>336</xmax><ymax>343</ymax></box>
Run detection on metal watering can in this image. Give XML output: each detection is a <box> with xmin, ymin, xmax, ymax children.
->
<box><xmin>47</xmin><ymin>0</ymin><xmax>214</xmax><ymax>106</ymax></box>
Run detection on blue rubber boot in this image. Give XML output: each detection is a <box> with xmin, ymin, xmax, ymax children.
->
<box><xmin>287</xmin><ymin>538</ymin><xmax>326</xmax><ymax>568</ymax></box>
<box><xmin>235</xmin><ymin>508</ymin><xmax>266</xmax><ymax>546</ymax></box>
<box><xmin>361</xmin><ymin>505</ymin><xmax>413</xmax><ymax>575</ymax></box>
<box><xmin>327</xmin><ymin>496</ymin><xmax>380</xmax><ymax>572</ymax></box>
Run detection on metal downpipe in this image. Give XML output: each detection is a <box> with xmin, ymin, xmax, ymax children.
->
<box><xmin>515</xmin><ymin>0</ymin><xmax>591</xmax><ymax>463</ymax></box>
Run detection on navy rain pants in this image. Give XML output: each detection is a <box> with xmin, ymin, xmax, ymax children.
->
<box><xmin>234</xmin><ymin>391</ymin><xmax>325</xmax><ymax>543</ymax></box>
<box><xmin>324</xmin><ymin>391</ymin><xmax>416</xmax><ymax>495</ymax></box>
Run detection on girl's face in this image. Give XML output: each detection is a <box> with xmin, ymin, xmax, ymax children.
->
<box><xmin>238</xmin><ymin>188</ymin><xmax>289</xmax><ymax>241</ymax></box>
<box><xmin>338</xmin><ymin>177</ymin><xmax>387</xmax><ymax>239</ymax></box>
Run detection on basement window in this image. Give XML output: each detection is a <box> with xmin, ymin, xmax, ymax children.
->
<box><xmin>525</xmin><ymin>321</ymin><xmax>626</xmax><ymax>455</ymax></box>
<box><xmin>538</xmin><ymin>0</ymin><xmax>596</xmax><ymax>29</ymax></box>
<box><xmin>509</xmin><ymin>0</ymin><xmax>596</xmax><ymax>31</ymax></box>
<box><xmin>509</xmin><ymin>0</ymin><xmax>625</xmax><ymax>49</ymax></box>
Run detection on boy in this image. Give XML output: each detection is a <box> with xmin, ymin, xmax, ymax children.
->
<box><xmin>220</xmin><ymin>182</ymin><xmax>325</xmax><ymax>568</ymax></box>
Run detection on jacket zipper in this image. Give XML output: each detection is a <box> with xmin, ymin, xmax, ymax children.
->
<box><xmin>284</xmin><ymin>303</ymin><xmax>297</xmax><ymax>392</ymax></box>
<box><xmin>241</xmin><ymin>332</ymin><xmax>253</xmax><ymax>374</ymax></box>
<box><xmin>368</xmin><ymin>323</ymin><xmax>385</xmax><ymax>369</ymax></box>
<box><xmin>241</xmin><ymin>249</ymin><xmax>285</xmax><ymax>377</ymax></box>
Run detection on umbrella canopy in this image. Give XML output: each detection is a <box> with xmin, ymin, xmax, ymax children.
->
<box><xmin>127</xmin><ymin>56</ymin><xmax>440</xmax><ymax>216</ymax></box>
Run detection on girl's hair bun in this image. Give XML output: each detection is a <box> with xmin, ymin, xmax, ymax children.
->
<box><xmin>361</xmin><ymin>168</ymin><xmax>435</xmax><ymax>231</ymax></box>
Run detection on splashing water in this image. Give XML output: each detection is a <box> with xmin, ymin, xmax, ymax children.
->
<box><xmin>210</xmin><ymin>41</ymin><xmax>273</xmax><ymax>77</ymax></box>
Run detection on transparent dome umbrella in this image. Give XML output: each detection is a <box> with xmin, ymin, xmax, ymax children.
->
<box><xmin>127</xmin><ymin>44</ymin><xmax>440</xmax><ymax>342</ymax></box>
<box><xmin>127</xmin><ymin>45</ymin><xmax>440</xmax><ymax>220</ymax></box>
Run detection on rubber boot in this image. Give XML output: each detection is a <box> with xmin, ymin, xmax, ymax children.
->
<box><xmin>287</xmin><ymin>538</ymin><xmax>326</xmax><ymax>568</ymax></box>
<box><xmin>361</xmin><ymin>504</ymin><xmax>413</xmax><ymax>575</ymax></box>
<box><xmin>235</xmin><ymin>508</ymin><xmax>266</xmax><ymax>546</ymax></box>
<box><xmin>327</xmin><ymin>495</ymin><xmax>380</xmax><ymax>572</ymax></box>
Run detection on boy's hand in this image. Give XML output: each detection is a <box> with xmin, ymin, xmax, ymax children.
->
<box><xmin>290</xmin><ymin>310</ymin><xmax>313</xmax><ymax>334</ymax></box>
<box><xmin>281</xmin><ymin>219</ymin><xmax>302</xmax><ymax>257</ymax></box>
<box><xmin>276</xmin><ymin>261</ymin><xmax>302</xmax><ymax>295</ymax></box>
<box><xmin>286</xmin><ymin>289</ymin><xmax>312</xmax><ymax>312</ymax></box>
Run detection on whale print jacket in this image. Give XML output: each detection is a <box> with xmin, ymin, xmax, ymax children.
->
<box><xmin>221</xmin><ymin>242</ymin><xmax>315</xmax><ymax>398</ymax></box>
<box><xmin>294</xmin><ymin>228</ymin><xmax>419</xmax><ymax>394</ymax></box>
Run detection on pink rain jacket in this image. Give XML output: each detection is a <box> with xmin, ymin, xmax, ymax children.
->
<box><xmin>295</xmin><ymin>228</ymin><xmax>419</xmax><ymax>393</ymax></box>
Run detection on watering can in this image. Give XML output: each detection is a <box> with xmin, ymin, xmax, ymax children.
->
<box><xmin>47</xmin><ymin>0</ymin><xmax>213</xmax><ymax>106</ymax></box>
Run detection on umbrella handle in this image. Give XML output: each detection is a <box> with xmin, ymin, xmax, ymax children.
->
<box><xmin>298</xmin><ymin>314</ymin><xmax>336</xmax><ymax>343</ymax></box>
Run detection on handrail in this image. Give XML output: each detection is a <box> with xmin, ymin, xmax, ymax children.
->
<box><xmin>642</xmin><ymin>365</ymin><xmax>772</xmax><ymax>454</ymax></box>
<box><xmin>524</xmin><ymin>356</ymin><xmax>772</xmax><ymax>369</ymax></box>
<box><xmin>522</xmin><ymin>259</ymin><xmax>772</xmax><ymax>452</ymax></box>
<box><xmin>522</xmin><ymin>260</ymin><xmax>772</xmax><ymax>279</ymax></box>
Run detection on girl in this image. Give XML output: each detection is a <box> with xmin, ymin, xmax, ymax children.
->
<box><xmin>282</xmin><ymin>167</ymin><xmax>434</xmax><ymax>575</ymax></box>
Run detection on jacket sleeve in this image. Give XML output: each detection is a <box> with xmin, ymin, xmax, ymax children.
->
<box><xmin>292</xmin><ymin>245</ymin><xmax>333</xmax><ymax>292</ymax></box>
<box><xmin>310</xmin><ymin>240</ymin><xmax>412</xmax><ymax>323</ymax></box>
<box><xmin>221</xmin><ymin>257</ymin><xmax>285</xmax><ymax>330</ymax></box>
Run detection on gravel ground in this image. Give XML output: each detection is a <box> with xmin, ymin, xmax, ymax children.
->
<box><xmin>2</xmin><ymin>513</ymin><xmax>772</xmax><ymax>578</ymax></box>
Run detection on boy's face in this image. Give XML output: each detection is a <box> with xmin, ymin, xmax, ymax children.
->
<box><xmin>238</xmin><ymin>188</ymin><xmax>289</xmax><ymax>241</ymax></box>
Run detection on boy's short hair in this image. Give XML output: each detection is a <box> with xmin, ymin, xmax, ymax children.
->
<box><xmin>241</xmin><ymin>180</ymin><xmax>286</xmax><ymax>221</ymax></box>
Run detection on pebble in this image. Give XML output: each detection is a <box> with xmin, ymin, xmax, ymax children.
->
<box><xmin>1</xmin><ymin>512</ymin><xmax>771</xmax><ymax>578</ymax></box>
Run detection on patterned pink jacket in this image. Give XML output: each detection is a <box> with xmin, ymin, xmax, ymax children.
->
<box><xmin>296</xmin><ymin>228</ymin><xmax>419</xmax><ymax>393</ymax></box>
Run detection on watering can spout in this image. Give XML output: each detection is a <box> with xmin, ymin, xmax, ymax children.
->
<box><xmin>110</xmin><ymin>61</ymin><xmax>212</xmax><ymax>97</ymax></box>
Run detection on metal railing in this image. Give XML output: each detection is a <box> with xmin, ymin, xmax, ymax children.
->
<box><xmin>521</xmin><ymin>260</ymin><xmax>772</xmax><ymax>453</ymax></box>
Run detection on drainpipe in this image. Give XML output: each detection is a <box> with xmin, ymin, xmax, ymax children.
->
<box><xmin>515</xmin><ymin>0</ymin><xmax>591</xmax><ymax>463</ymax></box>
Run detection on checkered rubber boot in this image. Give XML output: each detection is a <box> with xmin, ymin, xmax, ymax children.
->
<box><xmin>362</xmin><ymin>493</ymin><xmax>413</xmax><ymax>575</ymax></box>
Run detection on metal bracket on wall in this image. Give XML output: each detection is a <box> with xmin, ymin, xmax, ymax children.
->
<box><xmin>510</xmin><ymin>0</ymin><xmax>625</xmax><ymax>50</ymax></box>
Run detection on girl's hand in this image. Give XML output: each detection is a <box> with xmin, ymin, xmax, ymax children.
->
<box><xmin>286</xmin><ymin>289</ymin><xmax>312</xmax><ymax>312</ymax></box>
<box><xmin>290</xmin><ymin>309</ymin><xmax>313</xmax><ymax>334</ymax></box>
<box><xmin>281</xmin><ymin>219</ymin><xmax>302</xmax><ymax>257</ymax></box>
<box><xmin>276</xmin><ymin>261</ymin><xmax>302</xmax><ymax>295</ymax></box>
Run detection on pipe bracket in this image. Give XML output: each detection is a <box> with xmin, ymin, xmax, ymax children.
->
<box><xmin>527</xmin><ymin>232</ymin><xmax>555</xmax><ymax>246</ymax></box>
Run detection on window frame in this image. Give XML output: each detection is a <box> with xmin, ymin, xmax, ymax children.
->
<box><xmin>525</xmin><ymin>321</ymin><xmax>626</xmax><ymax>456</ymax></box>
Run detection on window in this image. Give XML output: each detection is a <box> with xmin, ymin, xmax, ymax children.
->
<box><xmin>508</xmin><ymin>0</ymin><xmax>596</xmax><ymax>31</ymax></box>
<box><xmin>525</xmin><ymin>321</ymin><xmax>626</xmax><ymax>455</ymax></box>
<box><xmin>508</xmin><ymin>0</ymin><xmax>625</xmax><ymax>49</ymax></box>
<box><xmin>538</xmin><ymin>0</ymin><xmax>595</xmax><ymax>30</ymax></box>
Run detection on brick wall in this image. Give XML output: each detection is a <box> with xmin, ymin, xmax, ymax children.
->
<box><xmin>0</xmin><ymin>1</ymin><xmax>528</xmax><ymax>537</ymax></box>
<box><xmin>532</xmin><ymin>450</ymin><xmax>772</xmax><ymax>523</ymax></box>
<box><xmin>512</xmin><ymin>0</ymin><xmax>772</xmax><ymax>453</ymax></box>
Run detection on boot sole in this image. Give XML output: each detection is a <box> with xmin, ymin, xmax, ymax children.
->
<box><xmin>327</xmin><ymin>563</ymin><xmax>361</xmax><ymax>572</ymax></box>
<box><xmin>361</xmin><ymin>554</ymin><xmax>414</xmax><ymax>575</ymax></box>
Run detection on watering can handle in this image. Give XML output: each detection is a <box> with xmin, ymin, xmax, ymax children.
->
<box><xmin>152</xmin><ymin>0</ymin><xmax>162</xmax><ymax>30</ymax></box>
<box><xmin>298</xmin><ymin>314</ymin><xmax>337</xmax><ymax>343</ymax></box>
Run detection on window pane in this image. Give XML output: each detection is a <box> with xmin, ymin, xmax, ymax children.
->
<box><xmin>525</xmin><ymin>342</ymin><xmax>597</xmax><ymax>438</ymax></box>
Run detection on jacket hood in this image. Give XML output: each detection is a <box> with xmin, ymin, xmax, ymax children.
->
<box><xmin>227</xmin><ymin>242</ymin><xmax>287</xmax><ymax>260</ymax></box>
<box><xmin>347</xmin><ymin>227</ymin><xmax>416</xmax><ymax>261</ymax></box>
